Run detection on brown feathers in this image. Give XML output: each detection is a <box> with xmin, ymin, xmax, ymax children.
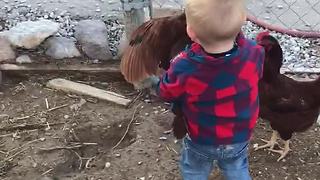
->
<box><xmin>258</xmin><ymin>34</ymin><xmax>320</xmax><ymax>141</ymax></box>
<box><xmin>171</xmin><ymin>106</ymin><xmax>188</xmax><ymax>139</ymax></box>
<box><xmin>120</xmin><ymin>13</ymin><xmax>191</xmax><ymax>84</ymax></box>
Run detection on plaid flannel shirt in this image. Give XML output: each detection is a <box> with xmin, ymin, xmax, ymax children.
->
<box><xmin>156</xmin><ymin>32</ymin><xmax>265</xmax><ymax>145</ymax></box>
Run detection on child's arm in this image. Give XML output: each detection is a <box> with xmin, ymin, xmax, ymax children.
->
<box><xmin>153</xmin><ymin>57</ymin><xmax>186</xmax><ymax>102</ymax></box>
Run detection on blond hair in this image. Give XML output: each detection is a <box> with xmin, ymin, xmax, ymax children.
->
<box><xmin>185</xmin><ymin>0</ymin><xmax>246</xmax><ymax>45</ymax></box>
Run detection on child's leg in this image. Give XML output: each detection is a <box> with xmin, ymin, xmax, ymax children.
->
<box><xmin>179</xmin><ymin>136</ymin><xmax>214</xmax><ymax>180</ymax></box>
<box><xmin>217</xmin><ymin>142</ymin><xmax>251</xmax><ymax>180</ymax></box>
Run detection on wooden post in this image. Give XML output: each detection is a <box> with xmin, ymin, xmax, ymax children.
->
<box><xmin>123</xmin><ymin>9</ymin><xmax>146</xmax><ymax>39</ymax></box>
<box><xmin>121</xmin><ymin>0</ymin><xmax>152</xmax><ymax>38</ymax></box>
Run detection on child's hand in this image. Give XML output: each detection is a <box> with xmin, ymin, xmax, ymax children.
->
<box><xmin>148</xmin><ymin>75</ymin><xmax>160</xmax><ymax>89</ymax></box>
<box><xmin>134</xmin><ymin>75</ymin><xmax>160</xmax><ymax>90</ymax></box>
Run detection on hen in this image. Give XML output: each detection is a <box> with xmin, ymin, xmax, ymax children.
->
<box><xmin>255</xmin><ymin>32</ymin><xmax>320</xmax><ymax>161</ymax></box>
<box><xmin>120</xmin><ymin>13</ymin><xmax>320</xmax><ymax>162</ymax></box>
<box><xmin>120</xmin><ymin>12</ymin><xmax>189</xmax><ymax>139</ymax></box>
<box><xmin>120</xmin><ymin>13</ymin><xmax>191</xmax><ymax>88</ymax></box>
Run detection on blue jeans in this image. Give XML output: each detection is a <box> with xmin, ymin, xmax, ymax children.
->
<box><xmin>179</xmin><ymin>135</ymin><xmax>251</xmax><ymax>180</ymax></box>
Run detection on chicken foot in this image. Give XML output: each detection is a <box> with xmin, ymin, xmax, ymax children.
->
<box><xmin>255</xmin><ymin>130</ymin><xmax>278</xmax><ymax>151</ymax></box>
<box><xmin>269</xmin><ymin>140</ymin><xmax>291</xmax><ymax>162</ymax></box>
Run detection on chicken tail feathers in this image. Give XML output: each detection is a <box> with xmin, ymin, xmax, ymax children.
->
<box><xmin>120</xmin><ymin>13</ymin><xmax>187</xmax><ymax>84</ymax></box>
<box><xmin>120</xmin><ymin>19</ymin><xmax>163</xmax><ymax>84</ymax></box>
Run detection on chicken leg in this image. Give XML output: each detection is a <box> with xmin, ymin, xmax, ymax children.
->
<box><xmin>269</xmin><ymin>140</ymin><xmax>291</xmax><ymax>162</ymax></box>
<box><xmin>255</xmin><ymin>130</ymin><xmax>278</xmax><ymax>151</ymax></box>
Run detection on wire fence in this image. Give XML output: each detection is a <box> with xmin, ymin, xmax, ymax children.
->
<box><xmin>134</xmin><ymin>0</ymin><xmax>320</xmax><ymax>74</ymax></box>
<box><xmin>151</xmin><ymin>0</ymin><xmax>320</xmax><ymax>38</ymax></box>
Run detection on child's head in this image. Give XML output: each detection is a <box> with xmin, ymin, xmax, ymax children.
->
<box><xmin>185</xmin><ymin>0</ymin><xmax>246</xmax><ymax>46</ymax></box>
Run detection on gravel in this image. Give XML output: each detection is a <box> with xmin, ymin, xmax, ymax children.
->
<box><xmin>0</xmin><ymin>1</ymin><xmax>319</xmax><ymax>70</ymax></box>
<box><xmin>242</xmin><ymin>21</ymin><xmax>320</xmax><ymax>73</ymax></box>
<box><xmin>0</xmin><ymin>1</ymin><xmax>123</xmax><ymax>56</ymax></box>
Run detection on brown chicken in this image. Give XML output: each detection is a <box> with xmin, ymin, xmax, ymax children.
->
<box><xmin>120</xmin><ymin>13</ymin><xmax>320</xmax><ymax>161</ymax></box>
<box><xmin>120</xmin><ymin>13</ymin><xmax>191</xmax><ymax>88</ymax></box>
<box><xmin>120</xmin><ymin>13</ymin><xmax>190</xmax><ymax>139</ymax></box>
<box><xmin>255</xmin><ymin>32</ymin><xmax>320</xmax><ymax>161</ymax></box>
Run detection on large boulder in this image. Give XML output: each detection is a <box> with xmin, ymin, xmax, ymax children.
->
<box><xmin>0</xmin><ymin>37</ymin><xmax>15</xmax><ymax>62</ymax></box>
<box><xmin>4</xmin><ymin>20</ymin><xmax>59</xmax><ymax>49</ymax></box>
<box><xmin>74</xmin><ymin>20</ymin><xmax>112</xmax><ymax>60</ymax></box>
<box><xmin>45</xmin><ymin>37</ymin><xmax>81</xmax><ymax>59</ymax></box>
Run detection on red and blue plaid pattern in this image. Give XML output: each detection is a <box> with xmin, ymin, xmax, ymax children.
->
<box><xmin>156</xmin><ymin>32</ymin><xmax>265</xmax><ymax>145</ymax></box>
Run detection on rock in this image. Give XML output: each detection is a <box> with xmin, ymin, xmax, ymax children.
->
<box><xmin>74</xmin><ymin>20</ymin><xmax>112</xmax><ymax>60</ymax></box>
<box><xmin>0</xmin><ymin>37</ymin><xmax>15</xmax><ymax>62</ymax></box>
<box><xmin>105</xmin><ymin>162</ymin><xmax>111</xmax><ymax>168</ymax></box>
<box><xmin>115</xmin><ymin>153</ymin><xmax>121</xmax><ymax>157</ymax></box>
<box><xmin>45</xmin><ymin>37</ymin><xmax>81</xmax><ymax>59</ymax></box>
<box><xmin>4</xmin><ymin>20</ymin><xmax>59</xmax><ymax>49</ymax></box>
<box><xmin>16</xmin><ymin>55</ymin><xmax>32</xmax><ymax>64</ymax></box>
<box><xmin>317</xmin><ymin>114</ymin><xmax>320</xmax><ymax>126</ymax></box>
<box><xmin>159</xmin><ymin>137</ymin><xmax>167</xmax><ymax>141</ymax></box>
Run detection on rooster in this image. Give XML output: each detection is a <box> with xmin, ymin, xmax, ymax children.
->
<box><xmin>254</xmin><ymin>32</ymin><xmax>320</xmax><ymax>161</ymax></box>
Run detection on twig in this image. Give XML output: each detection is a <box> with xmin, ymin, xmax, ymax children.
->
<box><xmin>46</xmin><ymin>104</ymin><xmax>68</xmax><ymax>112</ymax></box>
<box><xmin>170</xmin><ymin>146</ymin><xmax>178</xmax><ymax>155</ymax></box>
<box><xmin>70</xmin><ymin>142</ymin><xmax>98</xmax><ymax>146</ymax></box>
<box><xmin>7</xmin><ymin>138</ymin><xmax>44</xmax><ymax>154</ymax></box>
<box><xmin>38</xmin><ymin>145</ymin><xmax>83</xmax><ymax>151</ymax></box>
<box><xmin>308</xmin><ymin>162</ymin><xmax>320</xmax><ymax>165</ymax></box>
<box><xmin>161</xmin><ymin>110</ymin><xmax>170</xmax><ymax>114</ymax></box>
<box><xmin>0</xmin><ymin>146</ymin><xmax>29</xmax><ymax>163</ymax></box>
<box><xmin>72</xmin><ymin>150</ymin><xmax>83</xmax><ymax>170</ymax></box>
<box><xmin>14</xmin><ymin>114</ymin><xmax>35</xmax><ymax>121</ymax></box>
<box><xmin>85</xmin><ymin>156</ymin><xmax>96</xmax><ymax>169</ymax></box>
<box><xmin>126</xmin><ymin>91</ymin><xmax>143</xmax><ymax>108</ymax></box>
<box><xmin>70</xmin><ymin>129</ymin><xmax>80</xmax><ymax>142</ymax></box>
<box><xmin>41</xmin><ymin>168</ymin><xmax>53</xmax><ymax>176</ymax></box>
<box><xmin>38</xmin><ymin>143</ymin><xmax>97</xmax><ymax>152</ymax></box>
<box><xmin>45</xmin><ymin>122</ymin><xmax>51</xmax><ymax>131</ymax></box>
<box><xmin>0</xmin><ymin>114</ymin><xmax>9</xmax><ymax>118</ymax></box>
<box><xmin>0</xmin><ymin>129</ymin><xmax>38</xmax><ymax>138</ymax></box>
<box><xmin>112</xmin><ymin>103</ymin><xmax>142</xmax><ymax>150</ymax></box>
<box><xmin>0</xmin><ymin>122</ymin><xmax>64</xmax><ymax>132</ymax></box>
<box><xmin>5</xmin><ymin>104</ymin><xmax>68</xmax><ymax>123</ymax></box>
<box><xmin>165</xmin><ymin>144</ymin><xmax>171</xmax><ymax>152</ymax></box>
<box><xmin>45</xmin><ymin>98</ymin><xmax>49</xmax><ymax>109</ymax></box>
<box><xmin>81</xmin><ymin>142</ymin><xmax>98</xmax><ymax>145</ymax></box>
<box><xmin>0</xmin><ymin>150</ymin><xmax>7</xmax><ymax>155</ymax></box>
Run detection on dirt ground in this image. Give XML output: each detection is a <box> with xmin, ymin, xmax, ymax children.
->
<box><xmin>0</xmin><ymin>68</ymin><xmax>319</xmax><ymax>180</ymax></box>
<box><xmin>0</xmin><ymin>1</ymin><xmax>319</xmax><ymax>179</ymax></box>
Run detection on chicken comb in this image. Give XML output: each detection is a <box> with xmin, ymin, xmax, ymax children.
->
<box><xmin>256</xmin><ymin>31</ymin><xmax>270</xmax><ymax>42</ymax></box>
